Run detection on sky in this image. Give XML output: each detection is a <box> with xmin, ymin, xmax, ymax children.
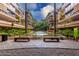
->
<box><xmin>19</xmin><ymin>3</ymin><xmax>25</xmax><ymax>11</ymax></box>
<box><xmin>19</xmin><ymin>3</ymin><xmax>62</xmax><ymax>21</ymax></box>
<box><xmin>27</xmin><ymin>3</ymin><xmax>53</xmax><ymax>21</ymax></box>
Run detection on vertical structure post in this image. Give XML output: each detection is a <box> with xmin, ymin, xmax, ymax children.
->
<box><xmin>25</xmin><ymin>3</ymin><xmax>28</xmax><ymax>33</ymax></box>
<box><xmin>54</xmin><ymin>3</ymin><xmax>57</xmax><ymax>36</ymax></box>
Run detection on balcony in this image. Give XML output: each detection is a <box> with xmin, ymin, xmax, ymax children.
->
<box><xmin>61</xmin><ymin>3</ymin><xmax>70</xmax><ymax>9</ymax></box>
<box><xmin>3</xmin><ymin>4</ymin><xmax>22</xmax><ymax>18</ymax></box>
<box><xmin>28</xmin><ymin>22</ymin><xmax>33</xmax><ymax>26</ymax></box>
<box><xmin>13</xmin><ymin>24</ymin><xmax>25</xmax><ymax>29</ymax></box>
<box><xmin>58</xmin><ymin>12</ymin><xmax>79</xmax><ymax>23</ymax></box>
<box><xmin>0</xmin><ymin>9</ymin><xmax>18</xmax><ymax>22</ymax></box>
<box><xmin>0</xmin><ymin>19</ymin><xmax>25</xmax><ymax>29</ymax></box>
<box><xmin>57</xmin><ymin>20</ymin><xmax>79</xmax><ymax>28</ymax></box>
<box><xmin>27</xmin><ymin>25</ymin><xmax>33</xmax><ymax>29</ymax></box>
<box><xmin>0</xmin><ymin>20</ymin><xmax>12</xmax><ymax>28</ymax></box>
<box><xmin>65</xmin><ymin>4</ymin><xmax>76</xmax><ymax>14</ymax></box>
<box><xmin>56</xmin><ymin>12</ymin><xmax>79</xmax><ymax>28</ymax></box>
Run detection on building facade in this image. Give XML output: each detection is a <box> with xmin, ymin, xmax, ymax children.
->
<box><xmin>57</xmin><ymin>3</ymin><xmax>79</xmax><ymax>28</ymax></box>
<box><xmin>46</xmin><ymin>3</ymin><xmax>79</xmax><ymax>38</ymax></box>
<box><xmin>46</xmin><ymin>11</ymin><xmax>54</xmax><ymax>30</ymax></box>
<box><xmin>0</xmin><ymin>3</ymin><xmax>25</xmax><ymax>29</ymax></box>
<box><xmin>26</xmin><ymin>10</ymin><xmax>36</xmax><ymax>30</ymax></box>
<box><xmin>46</xmin><ymin>3</ymin><xmax>79</xmax><ymax>29</ymax></box>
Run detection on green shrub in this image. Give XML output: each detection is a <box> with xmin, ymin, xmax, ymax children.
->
<box><xmin>58</xmin><ymin>29</ymin><xmax>73</xmax><ymax>38</ymax></box>
<box><xmin>74</xmin><ymin>28</ymin><xmax>78</xmax><ymax>41</ymax></box>
<box><xmin>0</xmin><ymin>28</ymin><xmax>26</xmax><ymax>36</ymax></box>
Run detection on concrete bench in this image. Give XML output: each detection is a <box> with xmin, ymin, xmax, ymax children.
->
<box><xmin>14</xmin><ymin>37</ymin><xmax>30</xmax><ymax>42</ymax></box>
<box><xmin>43</xmin><ymin>36</ymin><xmax>60</xmax><ymax>42</ymax></box>
<box><xmin>14</xmin><ymin>35</ymin><xmax>40</xmax><ymax>42</ymax></box>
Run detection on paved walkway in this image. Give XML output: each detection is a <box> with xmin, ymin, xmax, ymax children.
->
<box><xmin>0</xmin><ymin>40</ymin><xmax>79</xmax><ymax>50</ymax></box>
<box><xmin>0</xmin><ymin>48</ymin><xmax>79</xmax><ymax>56</ymax></box>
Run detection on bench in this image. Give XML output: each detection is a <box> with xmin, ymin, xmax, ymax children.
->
<box><xmin>14</xmin><ymin>36</ymin><xmax>31</xmax><ymax>42</ymax></box>
<box><xmin>14</xmin><ymin>37</ymin><xmax>30</xmax><ymax>42</ymax></box>
<box><xmin>14</xmin><ymin>35</ymin><xmax>40</xmax><ymax>42</ymax></box>
<box><xmin>43</xmin><ymin>36</ymin><xmax>60</xmax><ymax>42</ymax></box>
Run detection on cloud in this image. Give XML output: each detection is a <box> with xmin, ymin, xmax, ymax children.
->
<box><xmin>41</xmin><ymin>5</ymin><xmax>54</xmax><ymax>18</ymax></box>
<box><xmin>27</xmin><ymin>3</ymin><xmax>37</xmax><ymax>10</ymax></box>
<box><xmin>31</xmin><ymin>11</ymin><xmax>43</xmax><ymax>21</ymax></box>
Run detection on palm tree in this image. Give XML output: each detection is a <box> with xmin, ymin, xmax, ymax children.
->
<box><xmin>54</xmin><ymin>3</ymin><xmax>57</xmax><ymax>36</ymax></box>
<box><xmin>25</xmin><ymin>3</ymin><xmax>28</xmax><ymax>33</ymax></box>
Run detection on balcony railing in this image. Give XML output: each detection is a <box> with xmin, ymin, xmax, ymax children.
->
<box><xmin>3</xmin><ymin>3</ymin><xmax>24</xmax><ymax>19</ymax></box>
<box><xmin>0</xmin><ymin>9</ymin><xmax>18</xmax><ymax>22</ymax></box>
<box><xmin>65</xmin><ymin>4</ymin><xmax>76</xmax><ymax>14</ymax></box>
<box><xmin>10</xmin><ymin>3</ymin><xmax>22</xmax><ymax>17</ymax></box>
<box><xmin>57</xmin><ymin>20</ymin><xmax>79</xmax><ymax>28</ymax></box>
<box><xmin>13</xmin><ymin>24</ymin><xmax>25</xmax><ymax>29</ymax></box>
<box><xmin>61</xmin><ymin>3</ymin><xmax>71</xmax><ymax>9</ymax></box>
<box><xmin>58</xmin><ymin>12</ymin><xmax>79</xmax><ymax>24</ymax></box>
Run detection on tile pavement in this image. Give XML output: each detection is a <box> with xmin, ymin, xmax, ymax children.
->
<box><xmin>0</xmin><ymin>39</ymin><xmax>79</xmax><ymax>50</ymax></box>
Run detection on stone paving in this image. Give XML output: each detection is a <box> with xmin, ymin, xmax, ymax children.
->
<box><xmin>0</xmin><ymin>48</ymin><xmax>79</xmax><ymax>56</ymax></box>
<box><xmin>0</xmin><ymin>39</ymin><xmax>79</xmax><ymax>50</ymax></box>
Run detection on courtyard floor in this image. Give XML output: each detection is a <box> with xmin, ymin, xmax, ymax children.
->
<box><xmin>0</xmin><ymin>40</ymin><xmax>79</xmax><ymax>56</ymax></box>
<box><xmin>0</xmin><ymin>39</ymin><xmax>79</xmax><ymax>50</ymax></box>
<box><xmin>0</xmin><ymin>48</ymin><xmax>79</xmax><ymax>56</ymax></box>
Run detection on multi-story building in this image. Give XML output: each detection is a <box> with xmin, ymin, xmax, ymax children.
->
<box><xmin>46</xmin><ymin>3</ymin><xmax>79</xmax><ymax>36</ymax></box>
<box><xmin>46</xmin><ymin>11</ymin><xmax>54</xmax><ymax>30</ymax></box>
<box><xmin>46</xmin><ymin>3</ymin><xmax>79</xmax><ymax>29</ymax></box>
<box><xmin>0</xmin><ymin>3</ymin><xmax>25</xmax><ymax>29</ymax></box>
<box><xmin>26</xmin><ymin>10</ymin><xmax>35</xmax><ymax>30</ymax></box>
<box><xmin>46</xmin><ymin>12</ymin><xmax>54</xmax><ymax>25</ymax></box>
<box><xmin>46</xmin><ymin>9</ymin><xmax>59</xmax><ymax>30</ymax></box>
<box><xmin>57</xmin><ymin>3</ymin><xmax>79</xmax><ymax>28</ymax></box>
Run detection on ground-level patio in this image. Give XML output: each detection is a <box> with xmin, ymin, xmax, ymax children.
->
<box><xmin>0</xmin><ymin>39</ymin><xmax>79</xmax><ymax>50</ymax></box>
<box><xmin>0</xmin><ymin>40</ymin><xmax>79</xmax><ymax>56</ymax></box>
<box><xmin>0</xmin><ymin>48</ymin><xmax>79</xmax><ymax>56</ymax></box>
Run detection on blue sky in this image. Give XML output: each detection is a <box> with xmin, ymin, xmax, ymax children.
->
<box><xmin>19</xmin><ymin>3</ymin><xmax>25</xmax><ymax>11</ymax></box>
<box><xmin>19</xmin><ymin>3</ymin><xmax>62</xmax><ymax>21</ymax></box>
<box><xmin>27</xmin><ymin>3</ymin><xmax>54</xmax><ymax>21</ymax></box>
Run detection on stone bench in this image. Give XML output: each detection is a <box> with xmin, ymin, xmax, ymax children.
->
<box><xmin>14</xmin><ymin>37</ymin><xmax>30</xmax><ymax>42</ymax></box>
<box><xmin>43</xmin><ymin>35</ymin><xmax>60</xmax><ymax>42</ymax></box>
<box><xmin>14</xmin><ymin>35</ymin><xmax>40</xmax><ymax>42</ymax></box>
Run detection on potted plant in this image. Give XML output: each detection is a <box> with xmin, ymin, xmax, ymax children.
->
<box><xmin>2</xmin><ymin>33</ymin><xmax>8</xmax><ymax>41</ymax></box>
<box><xmin>0</xmin><ymin>28</ymin><xmax>9</xmax><ymax>41</ymax></box>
